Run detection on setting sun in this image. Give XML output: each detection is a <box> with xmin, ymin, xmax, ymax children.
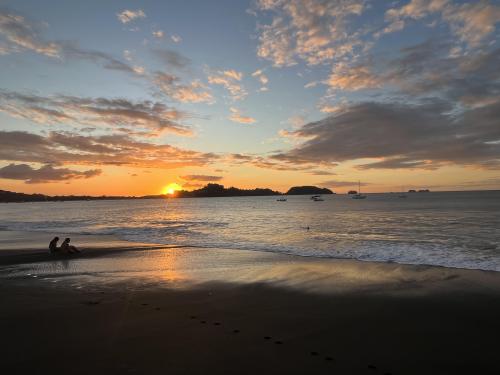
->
<box><xmin>162</xmin><ymin>183</ymin><xmax>182</xmax><ymax>195</ymax></box>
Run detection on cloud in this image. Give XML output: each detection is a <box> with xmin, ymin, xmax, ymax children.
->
<box><xmin>180</xmin><ymin>174</ymin><xmax>223</xmax><ymax>181</ymax></box>
<box><xmin>385</xmin><ymin>41</ymin><xmax>500</xmax><ymax>107</ymax></box>
<box><xmin>226</xmin><ymin>153</ymin><xmax>332</xmax><ymax>172</ymax></box>
<box><xmin>0</xmin><ymin>10</ymin><xmax>141</xmax><ymax>76</ymax></box>
<box><xmin>318</xmin><ymin>179</ymin><xmax>369</xmax><ymax>188</ymax></box>
<box><xmin>255</xmin><ymin>0</ymin><xmax>366</xmax><ymax>67</ymax></box>
<box><xmin>0</xmin><ymin>91</ymin><xmax>192</xmax><ymax>136</ymax></box>
<box><xmin>383</xmin><ymin>0</ymin><xmax>500</xmax><ymax>46</ymax></box>
<box><xmin>223</xmin><ymin>69</ymin><xmax>243</xmax><ymax>81</ymax></box>
<box><xmin>228</xmin><ymin>107</ymin><xmax>256</xmax><ymax>124</ymax></box>
<box><xmin>271</xmin><ymin>100</ymin><xmax>500</xmax><ymax>170</ymax></box>
<box><xmin>154</xmin><ymin>72</ymin><xmax>214</xmax><ymax>103</ymax></box>
<box><xmin>181</xmin><ymin>182</ymin><xmax>203</xmax><ymax>189</ymax></box>
<box><xmin>308</xmin><ymin>170</ymin><xmax>336</xmax><ymax>176</ymax></box>
<box><xmin>60</xmin><ymin>42</ymin><xmax>141</xmax><ymax>75</ymax></box>
<box><xmin>327</xmin><ymin>61</ymin><xmax>381</xmax><ymax>91</ymax></box>
<box><xmin>171</xmin><ymin>34</ymin><xmax>182</xmax><ymax>43</ymax></box>
<box><xmin>0</xmin><ymin>163</ymin><xmax>101</xmax><ymax>184</ymax></box>
<box><xmin>0</xmin><ymin>130</ymin><xmax>220</xmax><ymax>170</ymax></box>
<box><xmin>443</xmin><ymin>1</ymin><xmax>500</xmax><ymax>46</ymax></box>
<box><xmin>116</xmin><ymin>9</ymin><xmax>146</xmax><ymax>24</ymax></box>
<box><xmin>0</xmin><ymin>10</ymin><xmax>60</xmax><ymax>56</ymax></box>
<box><xmin>152</xmin><ymin>49</ymin><xmax>191</xmax><ymax>69</ymax></box>
<box><xmin>152</xmin><ymin>30</ymin><xmax>164</xmax><ymax>38</ymax></box>
<box><xmin>207</xmin><ymin>69</ymin><xmax>247</xmax><ymax>100</ymax></box>
<box><xmin>252</xmin><ymin>69</ymin><xmax>269</xmax><ymax>90</ymax></box>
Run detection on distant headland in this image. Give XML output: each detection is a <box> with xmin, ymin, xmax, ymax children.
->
<box><xmin>0</xmin><ymin>184</ymin><xmax>335</xmax><ymax>203</ymax></box>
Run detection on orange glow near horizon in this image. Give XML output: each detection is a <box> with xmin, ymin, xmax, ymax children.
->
<box><xmin>161</xmin><ymin>183</ymin><xmax>183</xmax><ymax>195</ymax></box>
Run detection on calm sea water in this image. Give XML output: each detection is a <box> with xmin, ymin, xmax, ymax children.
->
<box><xmin>1</xmin><ymin>191</ymin><xmax>499</xmax><ymax>271</ymax></box>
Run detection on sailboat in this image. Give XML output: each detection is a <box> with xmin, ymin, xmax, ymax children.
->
<box><xmin>352</xmin><ymin>181</ymin><xmax>366</xmax><ymax>199</ymax></box>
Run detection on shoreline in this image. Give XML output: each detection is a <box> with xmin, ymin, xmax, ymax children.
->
<box><xmin>2</xmin><ymin>230</ymin><xmax>500</xmax><ymax>374</ymax></box>
<box><xmin>1</xmin><ymin>228</ymin><xmax>499</xmax><ymax>274</ymax></box>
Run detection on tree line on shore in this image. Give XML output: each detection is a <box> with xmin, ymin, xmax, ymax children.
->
<box><xmin>0</xmin><ymin>184</ymin><xmax>334</xmax><ymax>203</ymax></box>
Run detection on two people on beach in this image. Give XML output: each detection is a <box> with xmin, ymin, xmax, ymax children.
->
<box><xmin>49</xmin><ymin>237</ymin><xmax>80</xmax><ymax>254</ymax></box>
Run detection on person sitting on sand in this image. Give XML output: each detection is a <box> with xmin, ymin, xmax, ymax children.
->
<box><xmin>60</xmin><ymin>238</ymin><xmax>80</xmax><ymax>254</ymax></box>
<box><xmin>49</xmin><ymin>236</ymin><xmax>60</xmax><ymax>253</ymax></box>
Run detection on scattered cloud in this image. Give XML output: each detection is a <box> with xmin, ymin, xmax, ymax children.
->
<box><xmin>308</xmin><ymin>170</ymin><xmax>336</xmax><ymax>176</ymax></box>
<box><xmin>385</xmin><ymin>41</ymin><xmax>500</xmax><ymax>108</ymax></box>
<box><xmin>383</xmin><ymin>0</ymin><xmax>500</xmax><ymax>46</ymax></box>
<box><xmin>0</xmin><ymin>10</ymin><xmax>60</xmax><ymax>56</ymax></box>
<box><xmin>228</xmin><ymin>107</ymin><xmax>256</xmax><ymax>124</ymax></box>
<box><xmin>270</xmin><ymin>100</ymin><xmax>500</xmax><ymax>170</ymax></box>
<box><xmin>180</xmin><ymin>174</ymin><xmax>223</xmax><ymax>181</ymax></box>
<box><xmin>152</xmin><ymin>48</ymin><xmax>191</xmax><ymax>69</ymax></box>
<box><xmin>61</xmin><ymin>42</ymin><xmax>140</xmax><ymax>75</ymax></box>
<box><xmin>327</xmin><ymin>61</ymin><xmax>380</xmax><ymax>91</ymax></box>
<box><xmin>152</xmin><ymin>30</ymin><xmax>164</xmax><ymax>38</ymax></box>
<box><xmin>255</xmin><ymin>0</ymin><xmax>366</xmax><ymax>67</ymax></box>
<box><xmin>252</xmin><ymin>69</ymin><xmax>269</xmax><ymax>90</ymax></box>
<box><xmin>123</xmin><ymin>49</ymin><xmax>133</xmax><ymax>61</ymax></box>
<box><xmin>154</xmin><ymin>72</ymin><xmax>214</xmax><ymax>103</ymax></box>
<box><xmin>0</xmin><ymin>10</ymin><xmax>142</xmax><ymax>77</ymax></box>
<box><xmin>0</xmin><ymin>91</ymin><xmax>192</xmax><ymax>136</ymax></box>
<box><xmin>317</xmin><ymin>179</ymin><xmax>369</xmax><ymax>188</ymax></box>
<box><xmin>0</xmin><ymin>130</ymin><xmax>219</xmax><ymax>169</ymax></box>
<box><xmin>171</xmin><ymin>34</ymin><xmax>182</xmax><ymax>43</ymax></box>
<box><xmin>208</xmin><ymin>69</ymin><xmax>247</xmax><ymax>100</ymax></box>
<box><xmin>0</xmin><ymin>163</ymin><xmax>101</xmax><ymax>184</ymax></box>
<box><xmin>181</xmin><ymin>182</ymin><xmax>203</xmax><ymax>189</ymax></box>
<box><xmin>116</xmin><ymin>9</ymin><xmax>146</xmax><ymax>24</ymax></box>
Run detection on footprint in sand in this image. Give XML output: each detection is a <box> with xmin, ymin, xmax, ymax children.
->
<box><xmin>310</xmin><ymin>351</ymin><xmax>319</xmax><ymax>356</ymax></box>
<box><xmin>368</xmin><ymin>364</ymin><xmax>377</xmax><ymax>370</ymax></box>
<box><xmin>190</xmin><ymin>315</ymin><xmax>197</xmax><ymax>319</ymax></box>
<box><xmin>200</xmin><ymin>320</ymin><xmax>207</xmax><ymax>324</ymax></box>
<box><xmin>232</xmin><ymin>329</ymin><xmax>240</xmax><ymax>333</ymax></box>
<box><xmin>274</xmin><ymin>341</ymin><xmax>283</xmax><ymax>345</ymax></box>
<box><xmin>324</xmin><ymin>356</ymin><xmax>334</xmax><ymax>361</ymax></box>
<box><xmin>83</xmin><ymin>300</ymin><xmax>100</xmax><ymax>306</ymax></box>
<box><xmin>213</xmin><ymin>322</ymin><xmax>221</xmax><ymax>326</ymax></box>
<box><xmin>264</xmin><ymin>336</ymin><xmax>272</xmax><ymax>340</ymax></box>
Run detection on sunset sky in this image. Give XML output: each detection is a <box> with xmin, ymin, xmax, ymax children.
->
<box><xmin>1</xmin><ymin>0</ymin><xmax>499</xmax><ymax>195</ymax></box>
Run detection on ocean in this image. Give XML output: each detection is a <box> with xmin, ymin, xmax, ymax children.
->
<box><xmin>1</xmin><ymin>191</ymin><xmax>499</xmax><ymax>271</ymax></box>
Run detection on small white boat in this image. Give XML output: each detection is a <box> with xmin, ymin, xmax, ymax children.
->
<box><xmin>312</xmin><ymin>196</ymin><xmax>324</xmax><ymax>201</ymax></box>
<box><xmin>352</xmin><ymin>181</ymin><xmax>366</xmax><ymax>199</ymax></box>
<box><xmin>277</xmin><ymin>198</ymin><xmax>287</xmax><ymax>202</ymax></box>
<box><xmin>310</xmin><ymin>195</ymin><xmax>320</xmax><ymax>200</ymax></box>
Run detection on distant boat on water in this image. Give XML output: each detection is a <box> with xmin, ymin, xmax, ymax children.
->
<box><xmin>277</xmin><ymin>197</ymin><xmax>287</xmax><ymax>202</ymax></box>
<box><xmin>352</xmin><ymin>181</ymin><xmax>366</xmax><ymax>199</ymax></box>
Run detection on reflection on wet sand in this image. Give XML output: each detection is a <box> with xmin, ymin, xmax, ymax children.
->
<box><xmin>4</xmin><ymin>245</ymin><xmax>500</xmax><ymax>296</ymax></box>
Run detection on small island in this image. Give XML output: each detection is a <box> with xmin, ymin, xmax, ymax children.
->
<box><xmin>173</xmin><ymin>183</ymin><xmax>281</xmax><ymax>198</ymax></box>
<box><xmin>285</xmin><ymin>186</ymin><xmax>334</xmax><ymax>195</ymax></box>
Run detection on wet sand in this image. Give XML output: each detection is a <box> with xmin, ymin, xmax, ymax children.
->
<box><xmin>1</xmin><ymin>231</ymin><xmax>500</xmax><ymax>374</ymax></box>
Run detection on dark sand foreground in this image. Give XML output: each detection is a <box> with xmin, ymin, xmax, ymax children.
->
<box><xmin>1</xmin><ymin>231</ymin><xmax>500</xmax><ymax>374</ymax></box>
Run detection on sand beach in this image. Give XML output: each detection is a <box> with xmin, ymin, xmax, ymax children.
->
<box><xmin>1</xmin><ymin>230</ymin><xmax>500</xmax><ymax>374</ymax></box>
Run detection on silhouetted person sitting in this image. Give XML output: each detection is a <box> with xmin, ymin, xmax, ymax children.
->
<box><xmin>60</xmin><ymin>238</ymin><xmax>80</xmax><ymax>254</ymax></box>
<box><xmin>49</xmin><ymin>236</ymin><xmax>60</xmax><ymax>253</ymax></box>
